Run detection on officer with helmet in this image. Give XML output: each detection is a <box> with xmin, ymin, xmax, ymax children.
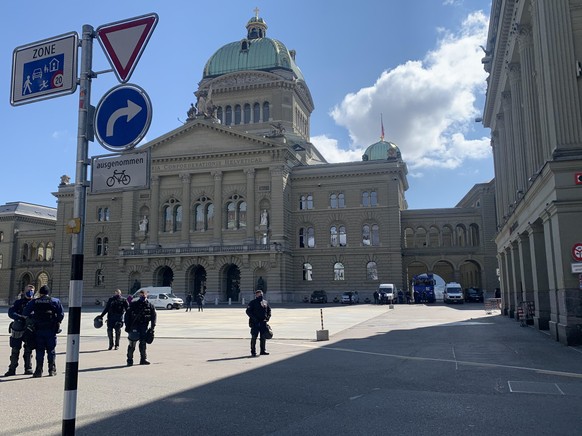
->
<box><xmin>124</xmin><ymin>289</ymin><xmax>156</xmax><ymax>366</ymax></box>
<box><xmin>4</xmin><ymin>285</ymin><xmax>36</xmax><ymax>376</ymax></box>
<box><xmin>98</xmin><ymin>289</ymin><xmax>129</xmax><ymax>350</ymax></box>
<box><xmin>23</xmin><ymin>285</ymin><xmax>64</xmax><ymax>377</ymax></box>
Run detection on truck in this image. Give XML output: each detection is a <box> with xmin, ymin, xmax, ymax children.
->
<box><xmin>411</xmin><ymin>273</ymin><xmax>436</xmax><ymax>303</ymax></box>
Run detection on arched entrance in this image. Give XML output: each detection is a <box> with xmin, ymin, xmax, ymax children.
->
<box><xmin>155</xmin><ymin>266</ymin><xmax>174</xmax><ymax>287</ymax></box>
<box><xmin>188</xmin><ymin>265</ymin><xmax>207</xmax><ymax>296</ymax></box>
<box><xmin>224</xmin><ymin>264</ymin><xmax>240</xmax><ymax>301</ymax></box>
<box><xmin>433</xmin><ymin>260</ymin><xmax>455</xmax><ymax>284</ymax></box>
<box><xmin>459</xmin><ymin>259</ymin><xmax>482</xmax><ymax>289</ymax></box>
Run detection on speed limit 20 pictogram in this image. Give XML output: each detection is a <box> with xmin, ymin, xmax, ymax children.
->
<box><xmin>573</xmin><ymin>243</ymin><xmax>582</xmax><ymax>261</ymax></box>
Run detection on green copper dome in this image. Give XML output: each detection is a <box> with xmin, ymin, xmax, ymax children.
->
<box><xmin>203</xmin><ymin>14</ymin><xmax>305</xmax><ymax>80</ymax></box>
<box><xmin>362</xmin><ymin>140</ymin><xmax>402</xmax><ymax>161</ymax></box>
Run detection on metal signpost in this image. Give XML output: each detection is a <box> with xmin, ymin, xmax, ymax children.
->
<box><xmin>10</xmin><ymin>13</ymin><xmax>158</xmax><ymax>436</ymax></box>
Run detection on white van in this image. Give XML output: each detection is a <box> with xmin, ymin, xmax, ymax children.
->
<box><xmin>132</xmin><ymin>287</ymin><xmax>183</xmax><ymax>310</ymax></box>
<box><xmin>443</xmin><ymin>282</ymin><xmax>464</xmax><ymax>304</ymax></box>
<box><xmin>378</xmin><ymin>283</ymin><xmax>395</xmax><ymax>304</ymax></box>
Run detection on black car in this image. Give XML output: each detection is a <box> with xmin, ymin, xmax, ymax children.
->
<box><xmin>310</xmin><ymin>290</ymin><xmax>328</xmax><ymax>303</ymax></box>
<box><xmin>464</xmin><ymin>287</ymin><xmax>484</xmax><ymax>302</ymax></box>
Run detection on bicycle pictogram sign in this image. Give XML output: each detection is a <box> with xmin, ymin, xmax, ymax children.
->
<box><xmin>106</xmin><ymin>169</ymin><xmax>131</xmax><ymax>187</ymax></box>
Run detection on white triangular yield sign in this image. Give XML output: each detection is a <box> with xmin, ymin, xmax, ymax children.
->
<box><xmin>97</xmin><ymin>13</ymin><xmax>158</xmax><ymax>83</ymax></box>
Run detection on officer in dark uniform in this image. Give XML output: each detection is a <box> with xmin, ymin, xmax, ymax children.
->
<box><xmin>23</xmin><ymin>285</ymin><xmax>64</xmax><ymax>377</ymax></box>
<box><xmin>99</xmin><ymin>289</ymin><xmax>129</xmax><ymax>350</ymax></box>
<box><xmin>245</xmin><ymin>290</ymin><xmax>271</xmax><ymax>357</ymax></box>
<box><xmin>124</xmin><ymin>289</ymin><xmax>156</xmax><ymax>366</ymax></box>
<box><xmin>4</xmin><ymin>285</ymin><xmax>36</xmax><ymax>376</ymax></box>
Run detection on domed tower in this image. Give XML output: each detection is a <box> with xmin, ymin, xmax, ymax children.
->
<box><xmin>193</xmin><ymin>10</ymin><xmax>315</xmax><ymax>145</ymax></box>
<box><xmin>362</xmin><ymin>139</ymin><xmax>402</xmax><ymax>161</ymax></box>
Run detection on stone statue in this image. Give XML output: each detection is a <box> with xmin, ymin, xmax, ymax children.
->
<box><xmin>260</xmin><ymin>209</ymin><xmax>268</xmax><ymax>226</ymax></box>
<box><xmin>187</xmin><ymin>103</ymin><xmax>196</xmax><ymax>120</ymax></box>
<box><xmin>59</xmin><ymin>175</ymin><xmax>70</xmax><ymax>186</ymax></box>
<box><xmin>139</xmin><ymin>215</ymin><xmax>148</xmax><ymax>232</ymax></box>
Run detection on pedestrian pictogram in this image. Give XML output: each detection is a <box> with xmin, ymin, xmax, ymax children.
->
<box><xmin>572</xmin><ymin>243</ymin><xmax>582</xmax><ymax>262</ymax></box>
<box><xmin>96</xmin><ymin>13</ymin><xmax>158</xmax><ymax>83</ymax></box>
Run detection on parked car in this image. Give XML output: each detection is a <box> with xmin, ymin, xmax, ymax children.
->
<box><xmin>443</xmin><ymin>283</ymin><xmax>464</xmax><ymax>304</ymax></box>
<box><xmin>464</xmin><ymin>287</ymin><xmax>484</xmax><ymax>302</ymax></box>
<box><xmin>341</xmin><ymin>291</ymin><xmax>359</xmax><ymax>304</ymax></box>
<box><xmin>132</xmin><ymin>287</ymin><xmax>183</xmax><ymax>309</ymax></box>
<box><xmin>310</xmin><ymin>290</ymin><xmax>328</xmax><ymax>303</ymax></box>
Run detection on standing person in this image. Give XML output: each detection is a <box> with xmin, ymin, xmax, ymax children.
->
<box><xmin>185</xmin><ymin>293</ymin><xmax>193</xmax><ymax>312</ymax></box>
<box><xmin>196</xmin><ymin>292</ymin><xmax>205</xmax><ymax>312</ymax></box>
<box><xmin>373</xmin><ymin>290</ymin><xmax>379</xmax><ymax>305</ymax></box>
<box><xmin>4</xmin><ymin>285</ymin><xmax>36</xmax><ymax>376</ymax></box>
<box><xmin>98</xmin><ymin>289</ymin><xmax>129</xmax><ymax>350</ymax></box>
<box><xmin>124</xmin><ymin>289</ymin><xmax>157</xmax><ymax>366</ymax></box>
<box><xmin>23</xmin><ymin>285</ymin><xmax>64</xmax><ymax>378</ymax></box>
<box><xmin>245</xmin><ymin>290</ymin><xmax>271</xmax><ymax>357</ymax></box>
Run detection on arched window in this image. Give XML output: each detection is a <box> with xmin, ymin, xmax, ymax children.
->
<box><xmin>225</xmin><ymin>105</ymin><xmax>232</xmax><ymax>125</ymax></box>
<box><xmin>429</xmin><ymin>226</ymin><xmax>440</xmax><ymax>247</ymax></box>
<box><xmin>362</xmin><ymin>225</ymin><xmax>371</xmax><ymax>246</ymax></box>
<box><xmin>217</xmin><ymin>106</ymin><xmax>223</xmax><ymax>122</ymax></box>
<box><xmin>234</xmin><ymin>104</ymin><xmax>241</xmax><ymax>124</ymax></box>
<box><xmin>253</xmin><ymin>103</ymin><xmax>260</xmax><ymax>122</ymax></box>
<box><xmin>415</xmin><ymin>227</ymin><xmax>427</xmax><ymax>247</ymax></box>
<box><xmin>225</xmin><ymin>195</ymin><xmax>246</xmax><ymax>229</ymax></box>
<box><xmin>243</xmin><ymin>104</ymin><xmax>251</xmax><ymax>123</ymax></box>
<box><xmin>330</xmin><ymin>226</ymin><xmax>338</xmax><ymax>247</ymax></box>
<box><xmin>0</xmin><ymin>231</ymin><xmax>3</xmax><ymax>242</ymax></box>
<box><xmin>456</xmin><ymin>224</ymin><xmax>467</xmax><ymax>247</ymax></box>
<box><xmin>193</xmin><ymin>196</ymin><xmax>214</xmax><ymax>231</ymax></box>
<box><xmin>371</xmin><ymin>224</ymin><xmax>380</xmax><ymax>246</ymax></box>
<box><xmin>95</xmin><ymin>269</ymin><xmax>105</xmax><ymax>286</ymax></box>
<box><xmin>194</xmin><ymin>204</ymin><xmax>204</xmax><ymax>231</ymax></box>
<box><xmin>334</xmin><ymin>262</ymin><xmax>345</xmax><ymax>280</ymax></box>
<box><xmin>303</xmin><ymin>263</ymin><xmax>313</xmax><ymax>281</ymax></box>
<box><xmin>174</xmin><ymin>205</ymin><xmax>182</xmax><ymax>232</ymax></box>
<box><xmin>362</xmin><ymin>191</ymin><xmax>369</xmax><ymax>207</ymax></box>
<box><xmin>300</xmin><ymin>194</ymin><xmax>313</xmax><ymax>210</ymax></box>
<box><xmin>262</xmin><ymin>101</ymin><xmax>270</xmax><ymax>121</ymax></box>
<box><xmin>404</xmin><ymin>228</ymin><xmax>414</xmax><ymax>248</ymax></box>
<box><xmin>442</xmin><ymin>225</ymin><xmax>453</xmax><ymax>247</ymax></box>
<box><xmin>46</xmin><ymin>242</ymin><xmax>54</xmax><ymax>261</ymax></box>
<box><xmin>22</xmin><ymin>243</ymin><xmax>29</xmax><ymax>262</ymax></box>
<box><xmin>207</xmin><ymin>203</ymin><xmax>215</xmax><ymax>230</ymax></box>
<box><xmin>367</xmin><ymin>261</ymin><xmax>378</xmax><ymax>280</ymax></box>
<box><xmin>37</xmin><ymin>244</ymin><xmax>45</xmax><ymax>261</ymax></box>
<box><xmin>96</xmin><ymin>237</ymin><xmax>109</xmax><ymax>256</ymax></box>
<box><xmin>339</xmin><ymin>225</ymin><xmax>347</xmax><ymax>246</ymax></box>
<box><xmin>370</xmin><ymin>191</ymin><xmax>378</xmax><ymax>207</ymax></box>
<box><xmin>163</xmin><ymin>199</ymin><xmax>181</xmax><ymax>232</ymax></box>
<box><xmin>469</xmin><ymin>224</ymin><xmax>480</xmax><ymax>246</ymax></box>
<box><xmin>338</xmin><ymin>193</ymin><xmax>345</xmax><ymax>208</ymax></box>
<box><xmin>0</xmin><ymin>253</ymin><xmax>3</xmax><ymax>269</ymax></box>
<box><xmin>330</xmin><ymin>193</ymin><xmax>338</xmax><ymax>209</ymax></box>
<box><xmin>98</xmin><ymin>207</ymin><xmax>110</xmax><ymax>222</ymax></box>
<box><xmin>299</xmin><ymin>227</ymin><xmax>315</xmax><ymax>248</ymax></box>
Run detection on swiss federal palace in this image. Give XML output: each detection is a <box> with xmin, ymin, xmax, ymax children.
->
<box><xmin>1</xmin><ymin>2</ymin><xmax>581</xmax><ymax>345</ymax></box>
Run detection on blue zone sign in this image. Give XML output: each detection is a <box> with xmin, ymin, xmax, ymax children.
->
<box><xmin>94</xmin><ymin>84</ymin><xmax>152</xmax><ymax>152</ymax></box>
<box><xmin>11</xmin><ymin>32</ymin><xmax>78</xmax><ymax>106</ymax></box>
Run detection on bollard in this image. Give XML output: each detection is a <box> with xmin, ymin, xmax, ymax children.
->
<box><xmin>215</xmin><ymin>297</ymin><xmax>218</xmax><ymax>306</ymax></box>
<box><xmin>316</xmin><ymin>308</ymin><xmax>329</xmax><ymax>341</ymax></box>
<box><xmin>228</xmin><ymin>297</ymin><xmax>232</xmax><ymax>306</ymax></box>
<box><xmin>242</xmin><ymin>297</ymin><xmax>245</xmax><ymax>305</ymax></box>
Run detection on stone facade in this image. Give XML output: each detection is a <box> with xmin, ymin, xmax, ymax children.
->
<box><xmin>482</xmin><ymin>0</ymin><xmax>582</xmax><ymax>345</ymax></box>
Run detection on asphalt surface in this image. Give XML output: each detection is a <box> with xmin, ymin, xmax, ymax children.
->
<box><xmin>0</xmin><ymin>301</ymin><xmax>581</xmax><ymax>435</ymax></box>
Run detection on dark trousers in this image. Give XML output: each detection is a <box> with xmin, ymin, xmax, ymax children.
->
<box><xmin>8</xmin><ymin>336</ymin><xmax>33</xmax><ymax>371</ymax></box>
<box><xmin>34</xmin><ymin>329</ymin><xmax>57</xmax><ymax>370</ymax></box>
<box><xmin>127</xmin><ymin>326</ymin><xmax>148</xmax><ymax>362</ymax></box>
<box><xmin>250</xmin><ymin>321</ymin><xmax>267</xmax><ymax>354</ymax></box>
<box><xmin>107</xmin><ymin>319</ymin><xmax>122</xmax><ymax>347</ymax></box>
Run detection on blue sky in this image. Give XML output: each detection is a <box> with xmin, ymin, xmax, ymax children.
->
<box><xmin>2</xmin><ymin>0</ymin><xmax>493</xmax><ymax>210</ymax></box>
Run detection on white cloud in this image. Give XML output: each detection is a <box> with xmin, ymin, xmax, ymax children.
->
<box><xmin>324</xmin><ymin>11</ymin><xmax>490</xmax><ymax>171</ymax></box>
<box><xmin>311</xmin><ymin>134</ymin><xmax>365</xmax><ymax>163</ymax></box>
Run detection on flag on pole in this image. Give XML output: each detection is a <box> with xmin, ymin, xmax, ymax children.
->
<box><xmin>380</xmin><ymin>114</ymin><xmax>385</xmax><ymax>141</ymax></box>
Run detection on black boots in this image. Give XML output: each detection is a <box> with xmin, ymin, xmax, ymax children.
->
<box><xmin>32</xmin><ymin>364</ymin><xmax>42</xmax><ymax>378</ymax></box>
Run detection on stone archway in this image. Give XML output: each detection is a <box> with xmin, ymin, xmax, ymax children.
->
<box><xmin>433</xmin><ymin>260</ymin><xmax>455</xmax><ymax>284</ymax></box>
<box><xmin>155</xmin><ymin>266</ymin><xmax>174</xmax><ymax>287</ymax></box>
<box><xmin>224</xmin><ymin>264</ymin><xmax>241</xmax><ymax>302</ymax></box>
<box><xmin>188</xmin><ymin>265</ymin><xmax>207</xmax><ymax>296</ymax></box>
<box><xmin>459</xmin><ymin>259</ymin><xmax>482</xmax><ymax>289</ymax></box>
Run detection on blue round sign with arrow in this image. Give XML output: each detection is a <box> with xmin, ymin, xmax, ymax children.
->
<box><xmin>94</xmin><ymin>83</ymin><xmax>152</xmax><ymax>152</ymax></box>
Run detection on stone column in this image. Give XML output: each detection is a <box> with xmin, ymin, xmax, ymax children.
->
<box><xmin>245</xmin><ymin>168</ymin><xmax>256</xmax><ymax>243</ymax></box>
<box><xmin>527</xmin><ymin>221</ymin><xmax>550</xmax><ymax>330</ymax></box>
<box><xmin>507</xmin><ymin>63</ymin><xmax>527</xmax><ymax>194</ymax></box>
<box><xmin>535</xmin><ymin>0</ymin><xmax>582</xmax><ymax>158</ymax></box>
<box><xmin>541</xmin><ymin>208</ymin><xmax>559</xmax><ymax>342</ymax></box>
<box><xmin>517</xmin><ymin>232</ymin><xmax>534</xmax><ymax>304</ymax></box>
<box><xmin>269</xmin><ymin>166</ymin><xmax>285</xmax><ymax>243</ymax></box>
<box><xmin>516</xmin><ymin>23</ymin><xmax>543</xmax><ymax>179</ymax></box>
<box><xmin>150</xmin><ymin>175</ymin><xmax>160</xmax><ymax>246</ymax></box>
<box><xmin>509</xmin><ymin>241</ymin><xmax>522</xmax><ymax>320</ymax></box>
<box><xmin>212</xmin><ymin>171</ymin><xmax>223</xmax><ymax>245</ymax></box>
<box><xmin>501</xmin><ymin>92</ymin><xmax>517</xmax><ymax>211</ymax></box>
<box><xmin>180</xmin><ymin>173</ymin><xmax>191</xmax><ymax>243</ymax></box>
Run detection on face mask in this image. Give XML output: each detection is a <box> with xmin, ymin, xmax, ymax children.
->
<box><xmin>256</xmin><ymin>295</ymin><xmax>263</xmax><ymax>301</ymax></box>
<box><xmin>140</xmin><ymin>296</ymin><xmax>146</xmax><ymax>301</ymax></box>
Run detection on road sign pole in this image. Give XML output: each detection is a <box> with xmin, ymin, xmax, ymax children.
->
<box><xmin>62</xmin><ymin>24</ymin><xmax>93</xmax><ymax>436</ymax></box>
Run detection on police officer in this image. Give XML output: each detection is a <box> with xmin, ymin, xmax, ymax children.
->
<box><xmin>246</xmin><ymin>290</ymin><xmax>271</xmax><ymax>357</ymax></box>
<box><xmin>99</xmin><ymin>289</ymin><xmax>129</xmax><ymax>350</ymax></box>
<box><xmin>4</xmin><ymin>285</ymin><xmax>36</xmax><ymax>376</ymax></box>
<box><xmin>23</xmin><ymin>285</ymin><xmax>64</xmax><ymax>378</ymax></box>
<box><xmin>124</xmin><ymin>289</ymin><xmax>156</xmax><ymax>366</ymax></box>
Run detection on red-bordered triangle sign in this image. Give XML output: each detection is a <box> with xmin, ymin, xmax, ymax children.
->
<box><xmin>97</xmin><ymin>13</ymin><xmax>158</xmax><ymax>83</ymax></box>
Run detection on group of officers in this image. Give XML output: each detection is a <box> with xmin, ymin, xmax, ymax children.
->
<box><xmin>4</xmin><ymin>284</ymin><xmax>64</xmax><ymax>378</ymax></box>
<box><xmin>3</xmin><ymin>286</ymin><xmax>157</xmax><ymax>378</ymax></box>
<box><xmin>4</xmin><ymin>285</ymin><xmax>273</xmax><ymax>375</ymax></box>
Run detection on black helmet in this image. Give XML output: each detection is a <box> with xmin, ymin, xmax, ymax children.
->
<box><xmin>128</xmin><ymin>330</ymin><xmax>140</xmax><ymax>341</ymax></box>
<box><xmin>93</xmin><ymin>316</ymin><xmax>103</xmax><ymax>329</ymax></box>
<box><xmin>145</xmin><ymin>328</ymin><xmax>155</xmax><ymax>344</ymax></box>
<box><xmin>11</xmin><ymin>318</ymin><xmax>26</xmax><ymax>332</ymax></box>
